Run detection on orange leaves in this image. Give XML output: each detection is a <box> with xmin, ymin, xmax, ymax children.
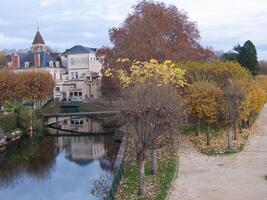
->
<box><xmin>21</xmin><ymin>70</ymin><xmax>55</xmax><ymax>101</ymax></box>
<box><xmin>0</xmin><ymin>69</ymin><xmax>54</xmax><ymax>103</ymax></box>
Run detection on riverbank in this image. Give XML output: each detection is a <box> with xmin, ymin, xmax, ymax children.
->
<box><xmin>116</xmin><ymin>135</ymin><xmax>177</xmax><ymax>200</ymax></box>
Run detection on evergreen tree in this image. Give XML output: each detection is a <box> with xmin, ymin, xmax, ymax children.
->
<box><xmin>234</xmin><ymin>40</ymin><xmax>258</xmax><ymax>75</ymax></box>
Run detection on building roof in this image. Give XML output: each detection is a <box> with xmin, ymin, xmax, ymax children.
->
<box><xmin>32</xmin><ymin>31</ymin><xmax>45</xmax><ymax>45</ymax></box>
<box><xmin>62</xmin><ymin>45</ymin><xmax>97</xmax><ymax>55</ymax></box>
<box><xmin>20</xmin><ymin>51</ymin><xmax>57</xmax><ymax>68</ymax></box>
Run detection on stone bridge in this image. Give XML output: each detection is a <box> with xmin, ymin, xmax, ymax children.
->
<box><xmin>44</xmin><ymin>111</ymin><xmax>120</xmax><ymax>125</ymax></box>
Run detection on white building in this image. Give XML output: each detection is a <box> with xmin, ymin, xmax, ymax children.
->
<box><xmin>58</xmin><ymin>45</ymin><xmax>102</xmax><ymax>101</ymax></box>
<box><xmin>9</xmin><ymin>30</ymin><xmax>102</xmax><ymax>102</ymax></box>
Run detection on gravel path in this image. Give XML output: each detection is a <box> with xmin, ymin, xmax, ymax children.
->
<box><xmin>169</xmin><ymin>106</ymin><xmax>267</xmax><ymax>200</ymax></box>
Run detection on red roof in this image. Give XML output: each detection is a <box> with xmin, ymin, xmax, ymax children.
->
<box><xmin>32</xmin><ymin>31</ymin><xmax>45</xmax><ymax>45</ymax></box>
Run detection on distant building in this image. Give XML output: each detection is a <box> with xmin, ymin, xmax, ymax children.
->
<box><xmin>8</xmin><ymin>29</ymin><xmax>67</xmax><ymax>105</ymax></box>
<box><xmin>58</xmin><ymin>45</ymin><xmax>102</xmax><ymax>101</ymax></box>
<box><xmin>8</xmin><ymin>29</ymin><xmax>102</xmax><ymax>102</ymax></box>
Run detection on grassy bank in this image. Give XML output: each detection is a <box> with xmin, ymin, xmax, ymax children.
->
<box><xmin>116</xmin><ymin>136</ymin><xmax>177</xmax><ymax>200</ymax></box>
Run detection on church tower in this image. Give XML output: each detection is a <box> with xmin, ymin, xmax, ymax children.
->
<box><xmin>31</xmin><ymin>28</ymin><xmax>46</xmax><ymax>53</ymax></box>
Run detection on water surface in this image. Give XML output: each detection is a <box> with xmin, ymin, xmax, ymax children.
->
<box><xmin>0</xmin><ymin>134</ymin><xmax>120</xmax><ymax>200</ymax></box>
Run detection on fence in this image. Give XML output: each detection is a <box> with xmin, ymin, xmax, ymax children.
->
<box><xmin>105</xmin><ymin>132</ymin><xmax>128</xmax><ymax>200</ymax></box>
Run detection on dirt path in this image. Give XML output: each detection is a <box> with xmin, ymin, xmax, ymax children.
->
<box><xmin>169</xmin><ymin>106</ymin><xmax>267</xmax><ymax>200</ymax></box>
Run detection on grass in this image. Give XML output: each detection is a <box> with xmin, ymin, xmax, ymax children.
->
<box><xmin>117</xmin><ymin>153</ymin><xmax>177</xmax><ymax>200</ymax></box>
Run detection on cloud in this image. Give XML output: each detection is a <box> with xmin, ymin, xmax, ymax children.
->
<box><xmin>40</xmin><ymin>0</ymin><xmax>57</xmax><ymax>7</ymax></box>
<box><xmin>0</xmin><ymin>33</ymin><xmax>31</xmax><ymax>47</ymax></box>
<box><xmin>1</xmin><ymin>0</ymin><xmax>267</xmax><ymax>59</ymax></box>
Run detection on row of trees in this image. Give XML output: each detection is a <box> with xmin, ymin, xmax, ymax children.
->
<box><xmin>0</xmin><ymin>70</ymin><xmax>54</xmax><ymax>104</ymax></box>
<box><xmin>184</xmin><ymin>62</ymin><xmax>266</xmax><ymax>148</ymax></box>
<box><xmin>105</xmin><ymin>59</ymin><xmax>267</xmax><ymax>196</ymax></box>
<box><xmin>96</xmin><ymin>0</ymin><xmax>265</xmax><ymax>197</ymax></box>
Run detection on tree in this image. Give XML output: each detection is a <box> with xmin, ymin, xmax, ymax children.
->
<box><xmin>234</xmin><ymin>40</ymin><xmax>259</xmax><ymax>75</ymax></box>
<box><xmin>4</xmin><ymin>101</ymin><xmax>24</xmax><ymax>128</ymax></box>
<box><xmin>186</xmin><ymin>81</ymin><xmax>223</xmax><ymax>145</ymax></box>
<box><xmin>0</xmin><ymin>69</ymin><xmax>54</xmax><ymax>106</ymax></box>
<box><xmin>97</xmin><ymin>1</ymin><xmax>214</xmax><ymax>96</ymax></box>
<box><xmin>0</xmin><ymin>70</ymin><xmax>22</xmax><ymax>103</ymax></box>
<box><xmin>181</xmin><ymin>60</ymin><xmax>251</xmax><ymax>87</ymax></box>
<box><xmin>21</xmin><ymin>70</ymin><xmax>55</xmax><ymax>102</ymax></box>
<box><xmin>240</xmin><ymin>80</ymin><xmax>267</xmax><ymax>128</ymax></box>
<box><xmin>108</xmin><ymin>1</ymin><xmax>213</xmax><ymax>62</ymax></box>
<box><xmin>223</xmin><ymin>79</ymin><xmax>246</xmax><ymax>149</ymax></box>
<box><xmin>221</xmin><ymin>51</ymin><xmax>238</xmax><ymax>62</ymax></box>
<box><xmin>0</xmin><ymin>53</ymin><xmax>8</xmax><ymax>68</ymax></box>
<box><xmin>107</xmin><ymin>59</ymin><xmax>186</xmax><ymax>195</ymax></box>
<box><xmin>122</xmin><ymin>82</ymin><xmax>184</xmax><ymax>195</ymax></box>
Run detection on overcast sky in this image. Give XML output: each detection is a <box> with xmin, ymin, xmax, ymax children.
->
<box><xmin>1</xmin><ymin>0</ymin><xmax>267</xmax><ymax>59</ymax></box>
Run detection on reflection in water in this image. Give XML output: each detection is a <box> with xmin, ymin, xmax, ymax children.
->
<box><xmin>50</xmin><ymin>116</ymin><xmax>120</xmax><ymax>134</ymax></box>
<box><xmin>0</xmin><ymin>134</ymin><xmax>120</xmax><ymax>200</ymax></box>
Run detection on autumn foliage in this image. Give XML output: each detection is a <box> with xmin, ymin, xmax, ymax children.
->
<box><xmin>0</xmin><ymin>69</ymin><xmax>54</xmax><ymax>104</ymax></box>
<box><xmin>97</xmin><ymin>1</ymin><xmax>214</xmax><ymax>96</ymax></box>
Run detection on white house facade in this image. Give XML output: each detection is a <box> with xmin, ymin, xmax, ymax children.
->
<box><xmin>8</xmin><ymin>29</ymin><xmax>102</xmax><ymax>102</ymax></box>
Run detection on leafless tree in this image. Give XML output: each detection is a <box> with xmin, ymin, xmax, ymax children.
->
<box><xmin>121</xmin><ymin>81</ymin><xmax>185</xmax><ymax>195</ymax></box>
<box><xmin>223</xmin><ymin>79</ymin><xmax>245</xmax><ymax>149</ymax></box>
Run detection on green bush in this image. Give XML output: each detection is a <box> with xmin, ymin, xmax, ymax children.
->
<box><xmin>35</xmin><ymin>109</ymin><xmax>44</xmax><ymax>120</ymax></box>
<box><xmin>0</xmin><ymin>113</ymin><xmax>17</xmax><ymax>132</ymax></box>
<box><xmin>18</xmin><ymin>108</ymin><xmax>31</xmax><ymax>131</ymax></box>
<box><xmin>34</xmin><ymin>121</ymin><xmax>46</xmax><ymax>135</ymax></box>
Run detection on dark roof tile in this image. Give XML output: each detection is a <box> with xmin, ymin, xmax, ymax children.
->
<box><xmin>62</xmin><ymin>45</ymin><xmax>96</xmax><ymax>55</ymax></box>
<box><xmin>32</xmin><ymin>31</ymin><xmax>45</xmax><ymax>45</ymax></box>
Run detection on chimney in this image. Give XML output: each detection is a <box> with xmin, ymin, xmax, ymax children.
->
<box><xmin>34</xmin><ymin>53</ymin><xmax>41</xmax><ymax>67</ymax></box>
<box><xmin>12</xmin><ymin>53</ymin><xmax>20</xmax><ymax>69</ymax></box>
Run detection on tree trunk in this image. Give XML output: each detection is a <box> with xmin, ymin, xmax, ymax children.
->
<box><xmin>227</xmin><ymin>126</ymin><xmax>233</xmax><ymax>150</ymax></box>
<box><xmin>196</xmin><ymin>119</ymin><xmax>200</xmax><ymax>136</ymax></box>
<box><xmin>151</xmin><ymin>147</ymin><xmax>158</xmax><ymax>175</ymax></box>
<box><xmin>206</xmin><ymin>126</ymin><xmax>210</xmax><ymax>146</ymax></box>
<box><xmin>234</xmin><ymin>123</ymin><xmax>237</xmax><ymax>140</ymax></box>
<box><xmin>138</xmin><ymin>151</ymin><xmax>145</xmax><ymax>196</ymax></box>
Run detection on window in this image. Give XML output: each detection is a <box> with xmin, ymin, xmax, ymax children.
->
<box><xmin>54</xmin><ymin>73</ymin><xmax>56</xmax><ymax>79</ymax></box>
<box><xmin>24</xmin><ymin>62</ymin><xmax>29</xmax><ymax>68</ymax></box>
<box><xmin>74</xmin><ymin>92</ymin><xmax>78</xmax><ymax>96</ymax></box>
<box><xmin>93</xmin><ymin>58</ymin><xmax>96</xmax><ymax>64</ymax></box>
<box><xmin>55</xmin><ymin>61</ymin><xmax>60</xmax><ymax>67</ymax></box>
<box><xmin>55</xmin><ymin>87</ymin><xmax>60</xmax><ymax>92</ymax></box>
<box><xmin>75</xmin><ymin>72</ymin><xmax>78</xmax><ymax>79</ymax></box>
<box><xmin>79</xmin><ymin>92</ymin><xmax>82</xmax><ymax>96</ymax></box>
<box><xmin>91</xmin><ymin>57</ymin><xmax>93</xmax><ymax>64</ymax></box>
<box><xmin>70</xmin><ymin>92</ymin><xmax>73</xmax><ymax>96</ymax></box>
<box><xmin>71</xmin><ymin>72</ymin><xmax>74</xmax><ymax>79</ymax></box>
<box><xmin>70</xmin><ymin>58</ymin><xmax>75</xmax><ymax>65</ymax></box>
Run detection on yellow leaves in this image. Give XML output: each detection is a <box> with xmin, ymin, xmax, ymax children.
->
<box><xmin>240</xmin><ymin>80</ymin><xmax>267</xmax><ymax>121</ymax></box>
<box><xmin>107</xmin><ymin>58</ymin><xmax>187</xmax><ymax>88</ymax></box>
<box><xmin>186</xmin><ymin>81</ymin><xmax>223</xmax><ymax>124</ymax></box>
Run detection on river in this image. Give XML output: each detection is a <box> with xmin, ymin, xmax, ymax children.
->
<box><xmin>0</xmin><ymin>116</ymin><xmax>121</xmax><ymax>200</ymax></box>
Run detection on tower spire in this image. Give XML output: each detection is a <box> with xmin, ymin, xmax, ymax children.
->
<box><xmin>37</xmin><ymin>21</ymin><xmax>39</xmax><ymax>31</ymax></box>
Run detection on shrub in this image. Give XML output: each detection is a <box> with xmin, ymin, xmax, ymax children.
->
<box><xmin>0</xmin><ymin>113</ymin><xmax>17</xmax><ymax>132</ymax></box>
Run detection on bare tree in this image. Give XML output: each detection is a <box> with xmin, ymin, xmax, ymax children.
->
<box><xmin>121</xmin><ymin>81</ymin><xmax>185</xmax><ymax>195</ymax></box>
<box><xmin>223</xmin><ymin>79</ymin><xmax>245</xmax><ymax>149</ymax></box>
